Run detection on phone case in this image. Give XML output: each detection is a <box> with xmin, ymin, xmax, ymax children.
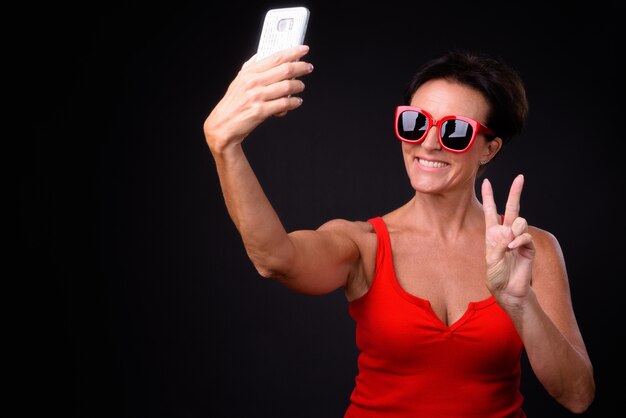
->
<box><xmin>256</xmin><ymin>7</ymin><xmax>309</xmax><ymax>60</ymax></box>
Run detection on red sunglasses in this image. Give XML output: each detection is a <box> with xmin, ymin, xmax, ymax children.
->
<box><xmin>394</xmin><ymin>106</ymin><xmax>495</xmax><ymax>153</ymax></box>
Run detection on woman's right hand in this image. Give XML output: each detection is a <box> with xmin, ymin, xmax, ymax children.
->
<box><xmin>203</xmin><ymin>45</ymin><xmax>314</xmax><ymax>155</ymax></box>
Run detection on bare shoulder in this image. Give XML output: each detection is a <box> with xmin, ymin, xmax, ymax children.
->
<box><xmin>317</xmin><ymin>218</ymin><xmax>378</xmax><ymax>297</ymax></box>
<box><xmin>528</xmin><ymin>224</ymin><xmax>569</xmax><ymax>289</ymax></box>
<box><xmin>316</xmin><ymin>218</ymin><xmax>377</xmax><ymax>255</ymax></box>
<box><xmin>317</xmin><ymin>218</ymin><xmax>375</xmax><ymax>240</ymax></box>
<box><xmin>529</xmin><ymin>225</ymin><xmax>564</xmax><ymax>259</ymax></box>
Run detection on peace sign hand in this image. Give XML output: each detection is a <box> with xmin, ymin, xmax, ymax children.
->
<box><xmin>481</xmin><ymin>175</ymin><xmax>536</xmax><ymax>304</ymax></box>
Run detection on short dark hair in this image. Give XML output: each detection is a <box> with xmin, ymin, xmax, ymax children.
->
<box><xmin>403</xmin><ymin>50</ymin><xmax>528</xmax><ymax>144</ymax></box>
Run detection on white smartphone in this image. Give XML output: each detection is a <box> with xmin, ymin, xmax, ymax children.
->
<box><xmin>255</xmin><ymin>7</ymin><xmax>309</xmax><ymax>61</ymax></box>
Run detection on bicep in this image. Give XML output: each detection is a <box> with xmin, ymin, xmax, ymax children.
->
<box><xmin>531</xmin><ymin>228</ymin><xmax>590</xmax><ymax>357</ymax></box>
<box><xmin>278</xmin><ymin>219</ymin><xmax>362</xmax><ymax>295</ymax></box>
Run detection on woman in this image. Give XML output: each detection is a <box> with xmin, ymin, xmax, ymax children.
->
<box><xmin>203</xmin><ymin>45</ymin><xmax>595</xmax><ymax>417</ymax></box>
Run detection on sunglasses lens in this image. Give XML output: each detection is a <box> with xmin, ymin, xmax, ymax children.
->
<box><xmin>398</xmin><ymin>110</ymin><xmax>428</xmax><ymax>141</ymax></box>
<box><xmin>440</xmin><ymin>119</ymin><xmax>474</xmax><ymax>151</ymax></box>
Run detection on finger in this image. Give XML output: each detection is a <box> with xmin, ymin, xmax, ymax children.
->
<box><xmin>258</xmin><ymin>79</ymin><xmax>306</xmax><ymax>102</ymax></box>
<box><xmin>235</xmin><ymin>60</ymin><xmax>312</xmax><ymax>99</ymax></box>
<box><xmin>253</xmin><ymin>45</ymin><xmax>311</xmax><ymax>71</ymax></box>
<box><xmin>256</xmin><ymin>60</ymin><xmax>314</xmax><ymax>86</ymax></box>
<box><xmin>503</xmin><ymin>174</ymin><xmax>524</xmax><ymax>226</ymax></box>
<box><xmin>510</xmin><ymin>216</ymin><xmax>528</xmax><ymax>237</ymax></box>
<box><xmin>507</xmin><ymin>232</ymin><xmax>534</xmax><ymax>250</ymax></box>
<box><xmin>262</xmin><ymin>96</ymin><xmax>304</xmax><ymax>119</ymax></box>
<box><xmin>481</xmin><ymin>178</ymin><xmax>500</xmax><ymax>228</ymax></box>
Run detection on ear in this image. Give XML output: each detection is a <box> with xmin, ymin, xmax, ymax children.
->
<box><xmin>481</xmin><ymin>137</ymin><xmax>503</xmax><ymax>163</ymax></box>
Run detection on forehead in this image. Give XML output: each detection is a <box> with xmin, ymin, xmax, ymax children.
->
<box><xmin>410</xmin><ymin>79</ymin><xmax>490</xmax><ymax>121</ymax></box>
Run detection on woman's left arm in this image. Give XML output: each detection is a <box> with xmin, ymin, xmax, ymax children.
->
<box><xmin>523</xmin><ymin>226</ymin><xmax>595</xmax><ymax>413</ymax></box>
<box><xmin>482</xmin><ymin>175</ymin><xmax>595</xmax><ymax>413</ymax></box>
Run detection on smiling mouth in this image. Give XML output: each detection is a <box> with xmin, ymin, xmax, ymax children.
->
<box><xmin>417</xmin><ymin>157</ymin><xmax>449</xmax><ymax>168</ymax></box>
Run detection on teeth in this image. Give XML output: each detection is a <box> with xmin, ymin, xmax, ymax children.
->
<box><xmin>418</xmin><ymin>158</ymin><xmax>448</xmax><ymax>168</ymax></box>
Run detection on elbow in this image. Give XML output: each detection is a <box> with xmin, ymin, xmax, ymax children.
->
<box><xmin>254</xmin><ymin>263</ymin><xmax>286</xmax><ymax>280</ymax></box>
<box><xmin>248</xmin><ymin>250</ymin><xmax>293</xmax><ymax>281</ymax></box>
<box><xmin>245</xmin><ymin>239</ymin><xmax>296</xmax><ymax>281</ymax></box>
<box><xmin>556</xmin><ymin>376</ymin><xmax>596</xmax><ymax>414</ymax></box>
<box><xmin>244</xmin><ymin>237</ymin><xmax>293</xmax><ymax>279</ymax></box>
<box><xmin>564</xmin><ymin>396</ymin><xmax>594</xmax><ymax>415</ymax></box>
<box><xmin>255</xmin><ymin>265</ymin><xmax>273</xmax><ymax>279</ymax></box>
<box><xmin>571</xmin><ymin>384</ymin><xmax>596</xmax><ymax>414</ymax></box>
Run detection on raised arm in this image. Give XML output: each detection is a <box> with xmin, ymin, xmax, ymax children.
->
<box><xmin>482</xmin><ymin>175</ymin><xmax>595</xmax><ymax>413</ymax></box>
<box><xmin>203</xmin><ymin>46</ymin><xmax>361</xmax><ymax>295</ymax></box>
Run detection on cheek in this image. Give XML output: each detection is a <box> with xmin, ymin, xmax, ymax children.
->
<box><xmin>459</xmin><ymin>140</ymin><xmax>487</xmax><ymax>166</ymax></box>
<box><xmin>401</xmin><ymin>143</ymin><xmax>417</xmax><ymax>168</ymax></box>
<box><xmin>401</xmin><ymin>142</ymin><xmax>416</xmax><ymax>158</ymax></box>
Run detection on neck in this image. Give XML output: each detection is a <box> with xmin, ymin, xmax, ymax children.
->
<box><xmin>405</xmin><ymin>186</ymin><xmax>484</xmax><ymax>239</ymax></box>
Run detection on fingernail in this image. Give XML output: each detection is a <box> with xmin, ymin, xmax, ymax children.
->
<box><xmin>299</xmin><ymin>45</ymin><xmax>309</xmax><ymax>52</ymax></box>
<box><xmin>308</xmin><ymin>63</ymin><xmax>314</xmax><ymax>72</ymax></box>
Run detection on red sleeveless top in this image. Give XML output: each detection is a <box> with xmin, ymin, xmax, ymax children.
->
<box><xmin>345</xmin><ymin>217</ymin><xmax>526</xmax><ymax>418</ymax></box>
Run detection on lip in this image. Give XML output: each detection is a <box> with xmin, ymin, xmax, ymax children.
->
<box><xmin>415</xmin><ymin>156</ymin><xmax>450</xmax><ymax>170</ymax></box>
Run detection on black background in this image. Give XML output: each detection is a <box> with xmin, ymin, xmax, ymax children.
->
<box><xmin>22</xmin><ymin>0</ymin><xmax>624</xmax><ymax>417</ymax></box>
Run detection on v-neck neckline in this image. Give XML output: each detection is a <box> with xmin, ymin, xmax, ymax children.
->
<box><xmin>377</xmin><ymin>216</ymin><xmax>495</xmax><ymax>331</ymax></box>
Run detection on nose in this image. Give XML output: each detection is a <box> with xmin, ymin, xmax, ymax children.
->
<box><xmin>421</xmin><ymin>125</ymin><xmax>442</xmax><ymax>151</ymax></box>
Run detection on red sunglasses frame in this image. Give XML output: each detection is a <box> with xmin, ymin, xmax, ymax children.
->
<box><xmin>394</xmin><ymin>105</ymin><xmax>495</xmax><ymax>153</ymax></box>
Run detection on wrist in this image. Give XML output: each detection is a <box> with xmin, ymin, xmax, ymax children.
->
<box><xmin>497</xmin><ymin>287</ymin><xmax>538</xmax><ymax>323</ymax></box>
<box><xmin>208</xmin><ymin>140</ymin><xmax>245</xmax><ymax>165</ymax></box>
<box><xmin>205</xmin><ymin>130</ymin><xmax>244</xmax><ymax>158</ymax></box>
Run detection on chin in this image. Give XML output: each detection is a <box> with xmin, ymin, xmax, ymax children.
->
<box><xmin>408</xmin><ymin>175</ymin><xmax>446</xmax><ymax>194</ymax></box>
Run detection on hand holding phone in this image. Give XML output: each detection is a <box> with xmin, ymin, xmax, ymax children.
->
<box><xmin>256</xmin><ymin>7</ymin><xmax>309</xmax><ymax>61</ymax></box>
<box><xmin>204</xmin><ymin>10</ymin><xmax>313</xmax><ymax>149</ymax></box>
